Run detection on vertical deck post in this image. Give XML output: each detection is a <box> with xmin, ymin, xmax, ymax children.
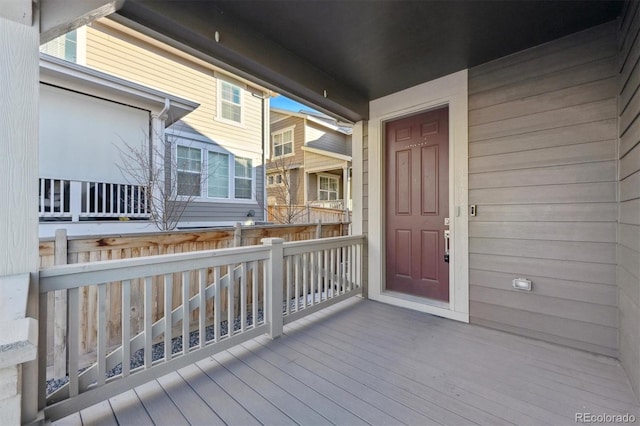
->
<box><xmin>262</xmin><ymin>238</ymin><xmax>284</xmax><ymax>339</ymax></box>
<box><xmin>315</xmin><ymin>219</ymin><xmax>322</xmax><ymax>239</ymax></box>
<box><xmin>234</xmin><ymin>222</ymin><xmax>242</xmax><ymax>247</ymax></box>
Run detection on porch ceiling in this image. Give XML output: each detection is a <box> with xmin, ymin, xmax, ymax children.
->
<box><xmin>115</xmin><ymin>0</ymin><xmax>623</xmax><ymax>122</ymax></box>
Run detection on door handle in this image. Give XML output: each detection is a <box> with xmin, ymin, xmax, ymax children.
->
<box><xmin>444</xmin><ymin>230</ymin><xmax>450</xmax><ymax>263</ymax></box>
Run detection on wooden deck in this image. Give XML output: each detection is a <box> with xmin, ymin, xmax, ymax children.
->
<box><xmin>53</xmin><ymin>297</ymin><xmax>639</xmax><ymax>425</ymax></box>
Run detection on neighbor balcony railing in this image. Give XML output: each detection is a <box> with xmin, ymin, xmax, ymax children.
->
<box><xmin>309</xmin><ymin>199</ymin><xmax>349</xmax><ymax>210</ymax></box>
<box><xmin>39</xmin><ymin>177</ymin><xmax>150</xmax><ymax>221</ymax></box>
<box><xmin>35</xmin><ymin>235</ymin><xmax>364</xmax><ymax>421</ymax></box>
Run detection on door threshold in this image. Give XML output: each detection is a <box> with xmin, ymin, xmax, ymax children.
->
<box><xmin>369</xmin><ymin>290</ymin><xmax>469</xmax><ymax>323</ymax></box>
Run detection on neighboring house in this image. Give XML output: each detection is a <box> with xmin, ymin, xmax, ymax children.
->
<box><xmin>38</xmin><ymin>53</ymin><xmax>198</xmax><ymax>237</ymax></box>
<box><xmin>267</xmin><ymin>108</ymin><xmax>352</xmax><ymax>212</ymax></box>
<box><xmin>41</xmin><ymin>18</ymin><xmax>272</xmax><ymax>230</ymax></box>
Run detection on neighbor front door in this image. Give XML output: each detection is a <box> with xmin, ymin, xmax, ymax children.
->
<box><xmin>385</xmin><ymin>106</ymin><xmax>450</xmax><ymax>301</ymax></box>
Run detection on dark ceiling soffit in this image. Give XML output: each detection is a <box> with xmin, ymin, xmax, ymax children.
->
<box><xmin>116</xmin><ymin>1</ymin><xmax>369</xmax><ymax>122</ymax></box>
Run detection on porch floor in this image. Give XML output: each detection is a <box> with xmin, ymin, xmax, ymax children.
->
<box><xmin>53</xmin><ymin>297</ymin><xmax>639</xmax><ymax>425</ymax></box>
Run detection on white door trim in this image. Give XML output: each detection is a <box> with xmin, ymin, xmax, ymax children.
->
<box><xmin>367</xmin><ymin>69</ymin><xmax>469</xmax><ymax>322</ymax></box>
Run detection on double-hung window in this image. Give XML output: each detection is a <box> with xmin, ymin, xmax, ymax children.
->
<box><xmin>319</xmin><ymin>175</ymin><xmax>339</xmax><ymax>201</ymax></box>
<box><xmin>177</xmin><ymin>146</ymin><xmax>202</xmax><ymax>196</ymax></box>
<box><xmin>207</xmin><ymin>151</ymin><xmax>229</xmax><ymax>198</ymax></box>
<box><xmin>235</xmin><ymin>157</ymin><xmax>253</xmax><ymax>199</ymax></box>
<box><xmin>220</xmin><ymin>80</ymin><xmax>242</xmax><ymax>124</ymax></box>
<box><xmin>272</xmin><ymin>128</ymin><xmax>293</xmax><ymax>157</ymax></box>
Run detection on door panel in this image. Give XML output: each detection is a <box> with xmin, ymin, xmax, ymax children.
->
<box><xmin>385</xmin><ymin>107</ymin><xmax>449</xmax><ymax>301</ymax></box>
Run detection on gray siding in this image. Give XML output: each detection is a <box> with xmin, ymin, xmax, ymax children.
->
<box><xmin>305</xmin><ymin>121</ymin><xmax>350</xmax><ymax>155</ymax></box>
<box><xmin>618</xmin><ymin>0</ymin><xmax>640</xmax><ymax>398</ymax></box>
<box><xmin>468</xmin><ymin>22</ymin><xmax>619</xmax><ymax>357</ymax></box>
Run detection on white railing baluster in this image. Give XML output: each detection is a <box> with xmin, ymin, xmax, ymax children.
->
<box><xmin>241</xmin><ymin>262</ymin><xmax>247</xmax><ymax>332</ymax></box>
<box><xmin>294</xmin><ymin>255</ymin><xmax>300</xmax><ymax>312</ymax></box>
<box><xmin>324</xmin><ymin>249</ymin><xmax>329</xmax><ymax>300</ymax></box>
<box><xmin>101</xmin><ymin>183</ymin><xmax>106</xmax><ymax>215</ymax></box>
<box><xmin>68</xmin><ymin>288</ymin><xmax>79</xmax><ymax>397</ymax></box>
<box><xmin>39</xmin><ymin>178</ymin><xmax>45</xmax><ymax>215</ymax></box>
<box><xmin>309</xmin><ymin>251</ymin><xmax>315</xmax><ymax>306</ymax></box>
<box><xmin>214</xmin><ymin>267</ymin><xmax>221</xmax><ymax>343</ymax></box>
<box><xmin>302</xmin><ymin>253</ymin><xmax>308</xmax><ymax>308</ymax></box>
<box><xmin>49</xmin><ymin>179</ymin><xmax>55</xmax><ymax>213</ymax></box>
<box><xmin>316</xmin><ymin>250</ymin><xmax>322</xmax><ymax>303</ymax></box>
<box><xmin>122</xmin><ymin>280</ymin><xmax>131</xmax><ymax>377</ymax></box>
<box><xmin>144</xmin><ymin>277</ymin><xmax>152</xmax><ymax>369</ymax></box>
<box><xmin>60</xmin><ymin>180</ymin><xmax>65</xmax><ymax>214</ymax></box>
<box><xmin>97</xmin><ymin>284</ymin><xmax>107</xmax><ymax>386</ymax></box>
<box><xmin>182</xmin><ymin>272</ymin><xmax>190</xmax><ymax>354</ymax></box>
<box><xmin>117</xmin><ymin>184</ymin><xmax>121</xmax><ymax>216</ymax></box>
<box><xmin>330</xmin><ymin>248</ymin><xmax>336</xmax><ymax>298</ymax></box>
<box><xmin>164</xmin><ymin>274</ymin><xmax>172</xmax><ymax>361</ymax></box>
<box><xmin>93</xmin><ymin>183</ymin><xmax>98</xmax><ymax>214</ymax></box>
<box><xmin>285</xmin><ymin>257</ymin><xmax>291</xmax><ymax>315</ymax></box>
<box><xmin>198</xmin><ymin>269</ymin><xmax>206</xmax><ymax>348</ymax></box>
<box><xmin>251</xmin><ymin>261</ymin><xmax>258</xmax><ymax>327</ymax></box>
<box><xmin>227</xmin><ymin>265</ymin><xmax>235</xmax><ymax>338</ymax></box>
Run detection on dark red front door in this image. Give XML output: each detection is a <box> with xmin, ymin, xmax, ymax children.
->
<box><xmin>385</xmin><ymin>107</ymin><xmax>449</xmax><ymax>301</ymax></box>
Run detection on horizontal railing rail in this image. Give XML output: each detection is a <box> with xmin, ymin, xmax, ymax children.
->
<box><xmin>37</xmin><ymin>234</ymin><xmax>365</xmax><ymax>421</ymax></box>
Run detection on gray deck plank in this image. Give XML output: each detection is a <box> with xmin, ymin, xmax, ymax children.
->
<box><xmin>51</xmin><ymin>412</ymin><xmax>81</xmax><ymax>426</ymax></box>
<box><xmin>211</xmin><ymin>349</ymin><xmax>333</xmax><ymax>425</ymax></box>
<box><xmin>195</xmin><ymin>355</ymin><xmax>298</xmax><ymax>426</ymax></box>
<box><xmin>239</xmin><ymin>339</ymin><xmax>405</xmax><ymax>426</ymax></box>
<box><xmin>78</xmin><ymin>400</ymin><xmax>118</xmax><ymax>426</ymax></box>
<box><xmin>108</xmin><ymin>390</ymin><xmax>154</xmax><ymax>425</ymax></box>
<box><xmin>66</xmin><ymin>298</ymin><xmax>639</xmax><ymax>426</ymax></box>
<box><xmin>176</xmin><ymin>363</ymin><xmax>261</xmax><ymax>426</ymax></box>
<box><xmin>308</xmin><ymin>301</ymin><xmax>637</xmax><ymax>416</ymax></box>
<box><xmin>133</xmin><ymin>379</ymin><xmax>189</xmax><ymax>426</ymax></box>
<box><xmin>156</xmin><ymin>371</ymin><xmax>225</xmax><ymax>425</ymax></box>
<box><xmin>226</xmin><ymin>344</ymin><xmax>369</xmax><ymax>425</ymax></box>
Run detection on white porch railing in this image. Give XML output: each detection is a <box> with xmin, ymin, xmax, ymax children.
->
<box><xmin>309</xmin><ymin>199</ymin><xmax>346</xmax><ymax>210</ymax></box>
<box><xmin>36</xmin><ymin>235</ymin><xmax>364</xmax><ymax>421</ymax></box>
<box><xmin>39</xmin><ymin>178</ymin><xmax>150</xmax><ymax>221</ymax></box>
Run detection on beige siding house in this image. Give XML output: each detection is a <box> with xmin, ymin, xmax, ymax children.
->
<box><xmin>267</xmin><ymin>108</ymin><xmax>352</xmax><ymax>214</ymax></box>
<box><xmin>41</xmin><ymin>18</ymin><xmax>272</xmax><ymax>229</ymax></box>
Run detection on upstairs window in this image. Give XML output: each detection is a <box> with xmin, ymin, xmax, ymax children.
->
<box><xmin>40</xmin><ymin>30</ymin><xmax>78</xmax><ymax>63</ymax></box>
<box><xmin>235</xmin><ymin>157</ymin><xmax>253</xmax><ymax>199</ymax></box>
<box><xmin>272</xmin><ymin>128</ymin><xmax>294</xmax><ymax>157</ymax></box>
<box><xmin>220</xmin><ymin>80</ymin><xmax>242</xmax><ymax>123</ymax></box>
<box><xmin>177</xmin><ymin>146</ymin><xmax>202</xmax><ymax>196</ymax></box>
<box><xmin>319</xmin><ymin>175</ymin><xmax>339</xmax><ymax>201</ymax></box>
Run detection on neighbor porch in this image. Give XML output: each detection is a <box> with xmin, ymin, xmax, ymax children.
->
<box><xmin>53</xmin><ymin>297</ymin><xmax>639</xmax><ymax>425</ymax></box>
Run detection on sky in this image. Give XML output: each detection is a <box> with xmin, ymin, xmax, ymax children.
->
<box><xmin>270</xmin><ymin>95</ymin><xmax>319</xmax><ymax>114</ymax></box>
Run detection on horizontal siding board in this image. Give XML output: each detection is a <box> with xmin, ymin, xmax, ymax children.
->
<box><xmin>619</xmin><ymin>223</ymin><xmax>640</xmax><ymax>253</ymax></box>
<box><xmin>470</xmin><ymin>286</ymin><xmax>617</xmax><ymax>327</ymax></box>
<box><xmin>469</xmin><ymin>253</ymin><xmax>616</xmax><ymax>285</ymax></box>
<box><xmin>470</xmin><ymin>310</ymin><xmax>618</xmax><ymax>357</ymax></box>
<box><xmin>620</xmin><ymin>56</ymin><xmax>640</xmax><ymax>114</ymax></box>
<box><xmin>620</xmin><ymin>199</ymin><xmax>640</xmax><ymax>226</ymax></box>
<box><xmin>469</xmin><ymin>119</ymin><xmax>616</xmax><ymax>157</ymax></box>
<box><xmin>469</xmin><ymin>99</ymin><xmax>617</xmax><ymax>142</ymax></box>
<box><xmin>470</xmin><ymin>56</ymin><xmax>616</xmax><ymax>111</ymax></box>
<box><xmin>619</xmin><ymin>244</ymin><xmax>640</xmax><ymax>281</ymax></box>
<box><xmin>470</xmin><ymin>269</ymin><xmax>617</xmax><ymax>307</ymax></box>
<box><xmin>179</xmin><ymin>201</ymin><xmax>262</xmax><ymax>221</ymax></box>
<box><xmin>620</xmin><ymin>129</ymin><xmax>640</xmax><ymax>173</ymax></box>
<box><xmin>620</xmin><ymin>75</ymin><xmax>640</xmax><ymax>131</ymax></box>
<box><xmin>469</xmin><ymin>182</ymin><xmax>616</xmax><ymax>204</ymax></box>
<box><xmin>469</xmin><ymin>161</ymin><xmax>616</xmax><ymax>189</ymax></box>
<box><xmin>619</xmin><ymin>265</ymin><xmax>640</xmax><ymax>312</ymax></box>
<box><xmin>470</xmin><ymin>140</ymin><xmax>616</xmax><ymax>173</ymax></box>
<box><xmin>469</xmin><ymin>221</ymin><xmax>617</xmax><ymax>243</ymax></box>
<box><xmin>467</xmin><ymin>203</ymin><xmax>617</xmax><ymax>222</ymax></box>
<box><xmin>620</xmin><ymin>111</ymin><xmax>640</xmax><ymax>156</ymax></box>
<box><xmin>469</xmin><ymin>237</ymin><xmax>616</xmax><ymax>264</ymax></box>
<box><xmin>469</xmin><ymin>77</ymin><xmax>617</xmax><ymax>126</ymax></box>
<box><xmin>620</xmin><ymin>170</ymin><xmax>640</xmax><ymax>201</ymax></box>
<box><xmin>470</xmin><ymin>25</ymin><xmax>616</xmax><ymax>93</ymax></box>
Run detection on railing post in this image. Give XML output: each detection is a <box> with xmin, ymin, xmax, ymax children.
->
<box><xmin>234</xmin><ymin>222</ymin><xmax>242</xmax><ymax>247</ymax></box>
<box><xmin>316</xmin><ymin>219</ymin><xmax>322</xmax><ymax>239</ymax></box>
<box><xmin>69</xmin><ymin>181</ymin><xmax>82</xmax><ymax>222</ymax></box>
<box><xmin>262</xmin><ymin>238</ymin><xmax>284</xmax><ymax>339</ymax></box>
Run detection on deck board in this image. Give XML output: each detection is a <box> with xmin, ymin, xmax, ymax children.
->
<box><xmin>53</xmin><ymin>297</ymin><xmax>639</xmax><ymax>426</ymax></box>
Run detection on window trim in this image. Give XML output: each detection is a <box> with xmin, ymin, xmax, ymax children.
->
<box><xmin>216</xmin><ymin>78</ymin><xmax>244</xmax><ymax>126</ymax></box>
<box><xmin>176</xmin><ymin>145</ymin><xmax>203</xmax><ymax>197</ymax></box>
<box><xmin>234</xmin><ymin>156</ymin><xmax>254</xmax><ymax>200</ymax></box>
<box><xmin>271</xmin><ymin>126</ymin><xmax>296</xmax><ymax>159</ymax></box>
<box><xmin>317</xmin><ymin>173</ymin><xmax>340</xmax><ymax>201</ymax></box>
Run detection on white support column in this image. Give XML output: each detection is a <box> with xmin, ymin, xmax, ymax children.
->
<box><xmin>351</xmin><ymin>121</ymin><xmax>364</xmax><ymax>235</ymax></box>
<box><xmin>262</xmin><ymin>238</ymin><xmax>284</xmax><ymax>339</ymax></box>
<box><xmin>342</xmin><ymin>166</ymin><xmax>349</xmax><ymax>220</ymax></box>
<box><xmin>151</xmin><ymin>101</ymin><xmax>169</xmax><ymax>227</ymax></box>
<box><xmin>0</xmin><ymin>3</ymin><xmax>40</xmax><ymax>424</ymax></box>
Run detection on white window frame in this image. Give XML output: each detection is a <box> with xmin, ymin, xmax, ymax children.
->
<box><xmin>271</xmin><ymin>126</ymin><xmax>295</xmax><ymax>158</ymax></box>
<box><xmin>176</xmin><ymin>145</ymin><xmax>203</xmax><ymax>197</ymax></box>
<box><xmin>174</xmin><ymin>140</ymin><xmax>256</xmax><ymax>204</ymax></box>
<box><xmin>234</xmin><ymin>157</ymin><xmax>254</xmax><ymax>200</ymax></box>
<box><xmin>317</xmin><ymin>174</ymin><xmax>340</xmax><ymax>201</ymax></box>
<box><xmin>217</xmin><ymin>79</ymin><xmax>244</xmax><ymax>126</ymax></box>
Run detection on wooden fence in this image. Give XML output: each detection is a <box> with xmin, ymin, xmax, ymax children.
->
<box><xmin>39</xmin><ymin>222</ymin><xmax>349</xmax><ymax>376</ymax></box>
<box><xmin>267</xmin><ymin>205</ymin><xmax>350</xmax><ymax>224</ymax></box>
